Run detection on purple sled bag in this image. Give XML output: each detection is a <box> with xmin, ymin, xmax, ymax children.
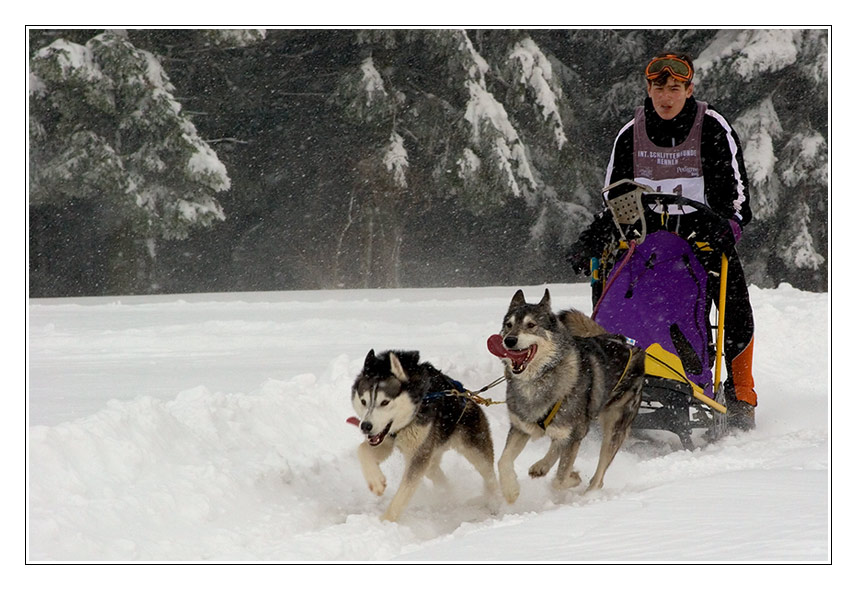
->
<box><xmin>592</xmin><ymin>230</ymin><xmax>714</xmax><ymax>399</ymax></box>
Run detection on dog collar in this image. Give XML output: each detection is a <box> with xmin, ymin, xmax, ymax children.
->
<box><xmin>537</xmin><ymin>399</ymin><xmax>563</xmax><ymax>430</ymax></box>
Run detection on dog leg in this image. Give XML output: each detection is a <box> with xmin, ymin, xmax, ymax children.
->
<box><xmin>458</xmin><ymin>441</ymin><xmax>499</xmax><ymax>497</ymax></box>
<box><xmin>552</xmin><ymin>439</ymin><xmax>582</xmax><ymax>490</ymax></box>
<box><xmin>357</xmin><ymin>439</ymin><xmax>394</xmax><ymax>496</ymax></box>
<box><xmin>458</xmin><ymin>410</ymin><xmax>499</xmax><ymax>497</ymax></box>
<box><xmin>498</xmin><ymin>426</ymin><xmax>530</xmax><ymax>504</ymax></box>
<box><xmin>381</xmin><ymin>444</ymin><xmax>433</xmax><ymax>522</ymax></box>
<box><xmin>426</xmin><ymin>455</ymin><xmax>450</xmax><ymax>489</ymax></box>
<box><xmin>528</xmin><ymin>438</ymin><xmax>562</xmax><ymax>478</ymax></box>
<box><xmin>587</xmin><ymin>402</ymin><xmax>636</xmax><ymax>492</ymax></box>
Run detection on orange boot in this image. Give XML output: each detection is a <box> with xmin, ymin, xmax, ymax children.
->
<box><xmin>727</xmin><ymin>336</ymin><xmax>756</xmax><ymax>430</ymax></box>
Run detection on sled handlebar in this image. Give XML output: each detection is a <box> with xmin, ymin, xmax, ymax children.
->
<box><xmin>640</xmin><ymin>193</ymin><xmax>722</xmax><ymax>222</ymax></box>
<box><xmin>601</xmin><ymin>179</ymin><xmax>725</xmax><ymax>225</ymax></box>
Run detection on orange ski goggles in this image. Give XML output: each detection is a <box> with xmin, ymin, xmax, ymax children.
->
<box><xmin>645</xmin><ymin>54</ymin><xmax>693</xmax><ymax>82</ymax></box>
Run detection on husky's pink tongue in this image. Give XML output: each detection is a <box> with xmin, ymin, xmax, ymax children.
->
<box><xmin>487</xmin><ymin>334</ymin><xmax>534</xmax><ymax>364</ymax></box>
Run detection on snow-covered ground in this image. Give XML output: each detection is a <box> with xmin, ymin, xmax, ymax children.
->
<box><xmin>27</xmin><ymin>283</ymin><xmax>830</xmax><ymax>564</ymax></box>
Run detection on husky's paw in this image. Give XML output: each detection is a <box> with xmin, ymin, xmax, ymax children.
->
<box><xmin>585</xmin><ymin>478</ymin><xmax>604</xmax><ymax>493</ymax></box>
<box><xmin>483</xmin><ymin>475</ymin><xmax>499</xmax><ymax>497</ymax></box>
<box><xmin>483</xmin><ymin>492</ymin><xmax>502</xmax><ymax>515</ymax></box>
<box><xmin>480</xmin><ymin>476</ymin><xmax>501</xmax><ymax>513</ymax></box>
<box><xmin>552</xmin><ymin>470</ymin><xmax>581</xmax><ymax>491</ymax></box>
<box><xmin>528</xmin><ymin>458</ymin><xmax>553</xmax><ymax>478</ymax></box>
<box><xmin>500</xmin><ymin>476</ymin><xmax>520</xmax><ymax>504</ymax></box>
<box><xmin>366</xmin><ymin>474</ymin><xmax>387</xmax><ymax>496</ymax></box>
<box><xmin>502</xmin><ymin>485</ymin><xmax>520</xmax><ymax>505</ymax></box>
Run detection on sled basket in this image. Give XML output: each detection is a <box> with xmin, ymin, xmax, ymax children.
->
<box><xmin>592</xmin><ymin>185</ymin><xmax>728</xmax><ymax>448</ymax></box>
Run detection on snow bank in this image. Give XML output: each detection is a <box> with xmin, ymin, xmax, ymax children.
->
<box><xmin>27</xmin><ymin>284</ymin><xmax>829</xmax><ymax>562</ymax></box>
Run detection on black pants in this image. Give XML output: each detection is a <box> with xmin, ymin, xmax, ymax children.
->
<box><xmin>656</xmin><ymin>208</ymin><xmax>757</xmax><ymax>405</ymax></box>
<box><xmin>697</xmin><ymin>246</ymin><xmax>757</xmax><ymax>405</ymax></box>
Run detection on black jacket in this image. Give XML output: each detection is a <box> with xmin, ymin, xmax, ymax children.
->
<box><xmin>572</xmin><ymin>96</ymin><xmax>752</xmax><ymax>260</ymax></box>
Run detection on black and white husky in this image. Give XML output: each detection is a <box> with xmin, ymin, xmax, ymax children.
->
<box><xmin>489</xmin><ymin>289</ymin><xmax>645</xmax><ymax>503</ymax></box>
<box><xmin>350</xmin><ymin>349</ymin><xmax>498</xmax><ymax>522</ymax></box>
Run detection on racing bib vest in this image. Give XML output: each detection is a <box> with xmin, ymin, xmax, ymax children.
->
<box><xmin>633</xmin><ymin>101</ymin><xmax>708</xmax><ymax>214</ymax></box>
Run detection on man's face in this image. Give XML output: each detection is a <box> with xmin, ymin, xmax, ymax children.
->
<box><xmin>647</xmin><ymin>77</ymin><xmax>694</xmax><ymax>120</ymax></box>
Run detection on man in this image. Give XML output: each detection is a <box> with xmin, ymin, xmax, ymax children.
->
<box><xmin>567</xmin><ymin>52</ymin><xmax>757</xmax><ymax>430</ymax></box>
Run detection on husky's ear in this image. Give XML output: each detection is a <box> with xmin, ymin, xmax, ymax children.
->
<box><xmin>389</xmin><ymin>352</ymin><xmax>409</xmax><ymax>383</ymax></box>
<box><xmin>511</xmin><ymin>289</ymin><xmax>526</xmax><ymax>308</ymax></box>
<box><xmin>539</xmin><ymin>288</ymin><xmax>551</xmax><ymax>309</ymax></box>
<box><xmin>362</xmin><ymin>349</ymin><xmax>376</xmax><ymax>374</ymax></box>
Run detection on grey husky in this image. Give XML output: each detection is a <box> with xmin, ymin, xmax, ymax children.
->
<box><xmin>350</xmin><ymin>349</ymin><xmax>499</xmax><ymax>522</ymax></box>
<box><xmin>490</xmin><ymin>289</ymin><xmax>645</xmax><ymax>503</ymax></box>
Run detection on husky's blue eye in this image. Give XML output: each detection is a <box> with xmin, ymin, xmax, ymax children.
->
<box><xmin>380</xmin><ymin>400</ymin><xmax>390</xmax><ymax>406</ymax></box>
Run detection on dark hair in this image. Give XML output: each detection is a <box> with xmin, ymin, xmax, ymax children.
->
<box><xmin>647</xmin><ymin>52</ymin><xmax>694</xmax><ymax>87</ymax></box>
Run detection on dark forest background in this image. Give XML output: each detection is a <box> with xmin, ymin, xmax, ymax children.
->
<box><xmin>28</xmin><ymin>29</ymin><xmax>829</xmax><ymax>297</ymax></box>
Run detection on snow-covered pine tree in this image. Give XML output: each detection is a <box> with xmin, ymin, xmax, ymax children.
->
<box><xmin>776</xmin><ymin>127</ymin><xmax>827</xmax><ymax>288</ymax></box>
<box><xmin>327</xmin><ymin>29</ymin><xmax>573</xmax><ymax>287</ymax></box>
<box><xmin>29</xmin><ymin>30</ymin><xmax>231</xmax><ymax>293</ymax></box>
<box><xmin>196</xmin><ymin>29</ymin><xmax>266</xmax><ymax>48</ymax></box>
<box><xmin>497</xmin><ymin>32</ymin><xmax>601</xmax><ymax>280</ymax></box>
<box><xmin>693</xmin><ymin>28</ymin><xmax>828</xmax><ymax>289</ymax></box>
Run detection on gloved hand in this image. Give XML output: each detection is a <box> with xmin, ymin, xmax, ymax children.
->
<box><xmin>566</xmin><ymin>242</ymin><xmax>592</xmax><ymax>276</ymax></box>
<box><xmin>729</xmin><ymin>218</ymin><xmax>743</xmax><ymax>243</ymax></box>
<box><xmin>711</xmin><ymin>217</ymin><xmax>743</xmax><ymax>252</ymax></box>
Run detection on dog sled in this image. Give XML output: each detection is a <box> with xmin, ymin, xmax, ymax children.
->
<box><xmin>589</xmin><ymin>180</ymin><xmax>729</xmax><ymax>449</ymax></box>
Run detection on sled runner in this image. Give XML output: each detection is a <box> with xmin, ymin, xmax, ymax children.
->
<box><xmin>590</xmin><ymin>180</ymin><xmax>729</xmax><ymax>449</ymax></box>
